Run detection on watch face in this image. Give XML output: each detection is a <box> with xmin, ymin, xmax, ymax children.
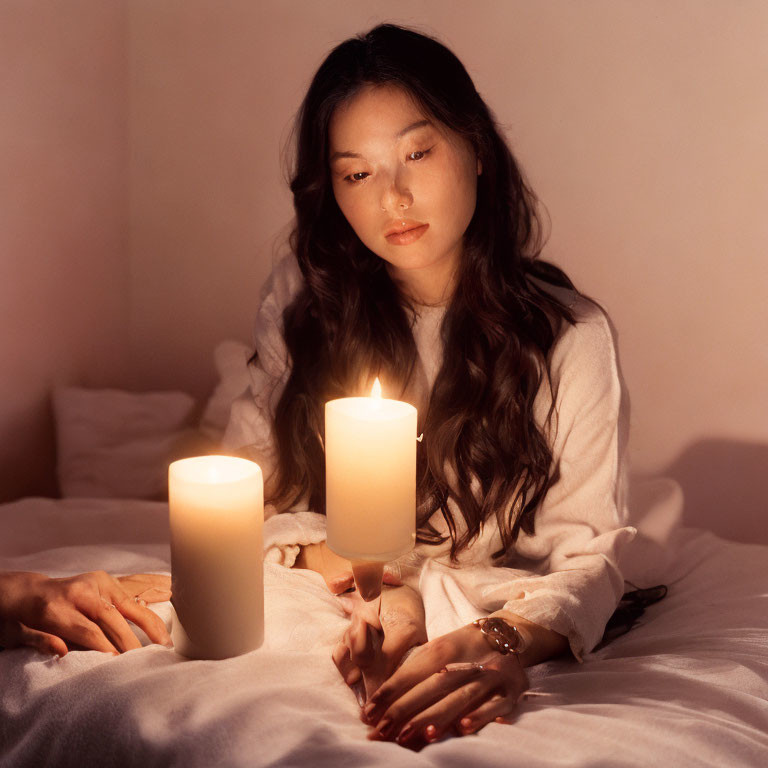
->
<box><xmin>481</xmin><ymin>618</ymin><xmax>525</xmax><ymax>654</ymax></box>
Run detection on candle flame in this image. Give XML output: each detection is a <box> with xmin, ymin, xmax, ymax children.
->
<box><xmin>371</xmin><ymin>377</ymin><xmax>382</xmax><ymax>399</ymax></box>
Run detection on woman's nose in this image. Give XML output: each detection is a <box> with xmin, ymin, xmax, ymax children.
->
<box><xmin>380</xmin><ymin>174</ymin><xmax>413</xmax><ymax>212</ymax></box>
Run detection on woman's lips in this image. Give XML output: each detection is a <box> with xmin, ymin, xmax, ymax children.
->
<box><xmin>385</xmin><ymin>223</ymin><xmax>429</xmax><ymax>245</ymax></box>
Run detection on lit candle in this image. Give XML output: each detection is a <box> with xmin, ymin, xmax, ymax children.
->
<box><xmin>325</xmin><ymin>378</ymin><xmax>417</xmax><ymax>562</ymax></box>
<box><xmin>168</xmin><ymin>455</ymin><xmax>264</xmax><ymax>660</ymax></box>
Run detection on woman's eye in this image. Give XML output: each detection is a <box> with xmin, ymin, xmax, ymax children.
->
<box><xmin>342</xmin><ymin>147</ymin><xmax>432</xmax><ymax>184</ymax></box>
<box><xmin>408</xmin><ymin>147</ymin><xmax>432</xmax><ymax>161</ymax></box>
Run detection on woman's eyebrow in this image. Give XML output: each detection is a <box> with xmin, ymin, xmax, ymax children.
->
<box><xmin>396</xmin><ymin>118</ymin><xmax>432</xmax><ymax>139</ymax></box>
<box><xmin>330</xmin><ymin>119</ymin><xmax>434</xmax><ymax>162</ymax></box>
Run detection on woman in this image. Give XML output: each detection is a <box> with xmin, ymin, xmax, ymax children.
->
<box><xmin>224</xmin><ymin>23</ymin><xmax>636</xmax><ymax>748</ymax></box>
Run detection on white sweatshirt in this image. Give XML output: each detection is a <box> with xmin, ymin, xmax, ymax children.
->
<box><xmin>223</xmin><ymin>254</ymin><xmax>637</xmax><ymax>660</ymax></box>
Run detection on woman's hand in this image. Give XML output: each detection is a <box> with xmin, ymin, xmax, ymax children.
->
<box><xmin>361</xmin><ymin>622</ymin><xmax>529</xmax><ymax>749</ymax></box>
<box><xmin>332</xmin><ymin>584</ymin><xmax>428</xmax><ymax>700</ymax></box>
<box><xmin>0</xmin><ymin>570</ymin><xmax>172</xmax><ymax>656</ymax></box>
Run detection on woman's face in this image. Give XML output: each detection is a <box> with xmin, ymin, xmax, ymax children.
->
<box><xmin>328</xmin><ymin>84</ymin><xmax>480</xmax><ymax>299</ymax></box>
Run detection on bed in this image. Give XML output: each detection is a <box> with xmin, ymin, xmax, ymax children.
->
<box><xmin>1</xmin><ymin>489</ymin><xmax>767</xmax><ymax>768</ymax></box>
<box><xmin>1</xmin><ymin>342</ymin><xmax>767</xmax><ymax>767</ymax></box>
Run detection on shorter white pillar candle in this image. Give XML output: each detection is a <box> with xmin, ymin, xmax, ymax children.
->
<box><xmin>169</xmin><ymin>456</ymin><xmax>264</xmax><ymax>660</ymax></box>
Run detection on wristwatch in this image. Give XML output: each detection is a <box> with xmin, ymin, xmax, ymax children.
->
<box><xmin>473</xmin><ymin>617</ymin><xmax>527</xmax><ymax>655</ymax></box>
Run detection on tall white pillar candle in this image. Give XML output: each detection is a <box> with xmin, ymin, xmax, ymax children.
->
<box><xmin>325</xmin><ymin>379</ymin><xmax>417</xmax><ymax>561</ymax></box>
<box><xmin>168</xmin><ymin>456</ymin><xmax>264</xmax><ymax>660</ymax></box>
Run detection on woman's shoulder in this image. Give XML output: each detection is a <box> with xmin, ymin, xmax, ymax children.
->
<box><xmin>251</xmin><ymin>252</ymin><xmax>305</xmax><ymax>376</ymax></box>
<box><xmin>528</xmin><ymin>274</ymin><xmax>619</xmax><ymax>392</ymax></box>
<box><xmin>258</xmin><ymin>251</ymin><xmax>305</xmax><ymax>317</ymax></box>
<box><xmin>529</xmin><ymin>271</ymin><xmax>612</xmax><ymax>338</ymax></box>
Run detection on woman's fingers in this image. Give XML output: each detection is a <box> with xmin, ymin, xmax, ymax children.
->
<box><xmin>366</xmin><ymin>642</ymin><xmax>437</xmax><ymax>718</ymax></box>
<box><xmin>367</xmin><ymin>665</ymin><xmax>486</xmax><ymax>738</ymax></box>
<box><xmin>89</xmin><ymin>597</ymin><xmax>142</xmax><ymax>653</ymax></box>
<box><xmin>108</xmin><ymin>590</ymin><xmax>172</xmax><ymax>647</ymax></box>
<box><xmin>369</xmin><ymin>654</ymin><xmax>528</xmax><ymax>746</ymax></box>
<box><xmin>116</xmin><ymin>573</ymin><xmax>171</xmax><ymax>603</ymax></box>
<box><xmin>387</xmin><ymin>674</ymin><xmax>501</xmax><ymax>747</ymax></box>
<box><xmin>336</xmin><ymin>595</ymin><xmax>355</xmax><ymax>615</ymax></box>
<box><xmin>348</xmin><ymin>613</ymin><xmax>378</xmax><ymax>668</ymax></box>
<box><xmin>74</xmin><ymin>572</ymin><xmax>169</xmax><ymax>651</ymax></box>
<box><xmin>0</xmin><ymin>619</ymin><xmax>68</xmax><ymax>657</ymax></box>
<box><xmin>16</xmin><ymin>623</ymin><xmax>69</xmax><ymax>657</ymax></box>
<box><xmin>54</xmin><ymin>611</ymin><xmax>119</xmax><ymax>654</ymax></box>
<box><xmin>332</xmin><ymin>640</ymin><xmax>361</xmax><ymax>685</ymax></box>
<box><xmin>379</xmin><ymin>634</ymin><xmax>420</xmax><ymax>680</ymax></box>
<box><xmin>327</xmin><ymin>572</ymin><xmax>355</xmax><ymax>595</ymax></box>
<box><xmin>453</xmin><ymin>660</ymin><xmax>528</xmax><ymax>734</ymax></box>
<box><xmin>337</xmin><ymin>589</ymin><xmax>382</xmax><ymax>629</ymax></box>
<box><xmin>458</xmin><ymin>693</ymin><xmax>517</xmax><ymax>734</ymax></box>
<box><xmin>101</xmin><ymin>572</ymin><xmax>170</xmax><ymax>647</ymax></box>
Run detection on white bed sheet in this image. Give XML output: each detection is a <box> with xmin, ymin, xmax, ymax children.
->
<box><xmin>0</xmin><ymin>497</ymin><xmax>766</xmax><ymax>767</ymax></box>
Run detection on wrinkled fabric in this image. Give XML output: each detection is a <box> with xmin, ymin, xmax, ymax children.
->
<box><xmin>1</xmin><ymin>498</ymin><xmax>767</xmax><ymax>768</ymax></box>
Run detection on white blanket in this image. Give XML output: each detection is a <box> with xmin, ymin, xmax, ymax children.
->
<box><xmin>1</xmin><ymin>497</ymin><xmax>767</xmax><ymax>767</ymax></box>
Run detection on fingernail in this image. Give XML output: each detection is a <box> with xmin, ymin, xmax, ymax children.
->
<box><xmin>425</xmin><ymin>724</ymin><xmax>438</xmax><ymax>742</ymax></box>
<box><xmin>376</xmin><ymin>718</ymin><xmax>392</xmax><ymax>738</ymax></box>
<box><xmin>460</xmin><ymin>717</ymin><xmax>474</xmax><ymax>732</ymax></box>
<box><xmin>396</xmin><ymin>723</ymin><xmax>414</xmax><ymax>743</ymax></box>
<box><xmin>363</xmin><ymin>701</ymin><xmax>377</xmax><ymax>717</ymax></box>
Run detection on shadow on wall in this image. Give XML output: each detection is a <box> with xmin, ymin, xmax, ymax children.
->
<box><xmin>0</xmin><ymin>394</ymin><xmax>58</xmax><ymax>504</ymax></box>
<box><xmin>663</xmin><ymin>438</ymin><xmax>768</xmax><ymax>546</ymax></box>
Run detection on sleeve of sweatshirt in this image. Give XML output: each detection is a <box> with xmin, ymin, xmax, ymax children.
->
<box><xmin>479</xmin><ymin>298</ymin><xmax>637</xmax><ymax>661</ymax></box>
<box><xmin>221</xmin><ymin>253</ymin><xmax>329</xmax><ymax>567</ymax></box>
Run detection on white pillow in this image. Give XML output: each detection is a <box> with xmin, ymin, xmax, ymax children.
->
<box><xmin>54</xmin><ymin>387</ymin><xmax>197</xmax><ymax>499</ymax></box>
<box><xmin>199</xmin><ymin>340</ymin><xmax>253</xmax><ymax>443</ymax></box>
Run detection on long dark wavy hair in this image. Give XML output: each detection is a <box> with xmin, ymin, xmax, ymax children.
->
<box><xmin>264</xmin><ymin>24</ymin><xmax>587</xmax><ymax>563</ymax></box>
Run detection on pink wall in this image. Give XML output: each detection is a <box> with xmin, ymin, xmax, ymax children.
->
<box><xmin>0</xmin><ymin>0</ymin><xmax>129</xmax><ymax>500</ymax></box>
<box><xmin>2</xmin><ymin>1</ymin><xmax>766</xmax><ymax>542</ymax></box>
<box><xmin>126</xmin><ymin>1</ymin><xmax>767</xmax><ymax>541</ymax></box>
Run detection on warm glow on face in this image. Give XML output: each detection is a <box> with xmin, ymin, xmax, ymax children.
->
<box><xmin>328</xmin><ymin>84</ymin><xmax>479</xmax><ymax>294</ymax></box>
<box><xmin>371</xmin><ymin>377</ymin><xmax>383</xmax><ymax>399</ymax></box>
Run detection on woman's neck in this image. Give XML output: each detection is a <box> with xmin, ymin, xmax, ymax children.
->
<box><xmin>386</xmin><ymin>253</ymin><xmax>458</xmax><ymax>307</ymax></box>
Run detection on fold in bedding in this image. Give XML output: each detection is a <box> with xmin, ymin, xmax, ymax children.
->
<box><xmin>0</xmin><ymin>497</ymin><xmax>767</xmax><ymax>768</ymax></box>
